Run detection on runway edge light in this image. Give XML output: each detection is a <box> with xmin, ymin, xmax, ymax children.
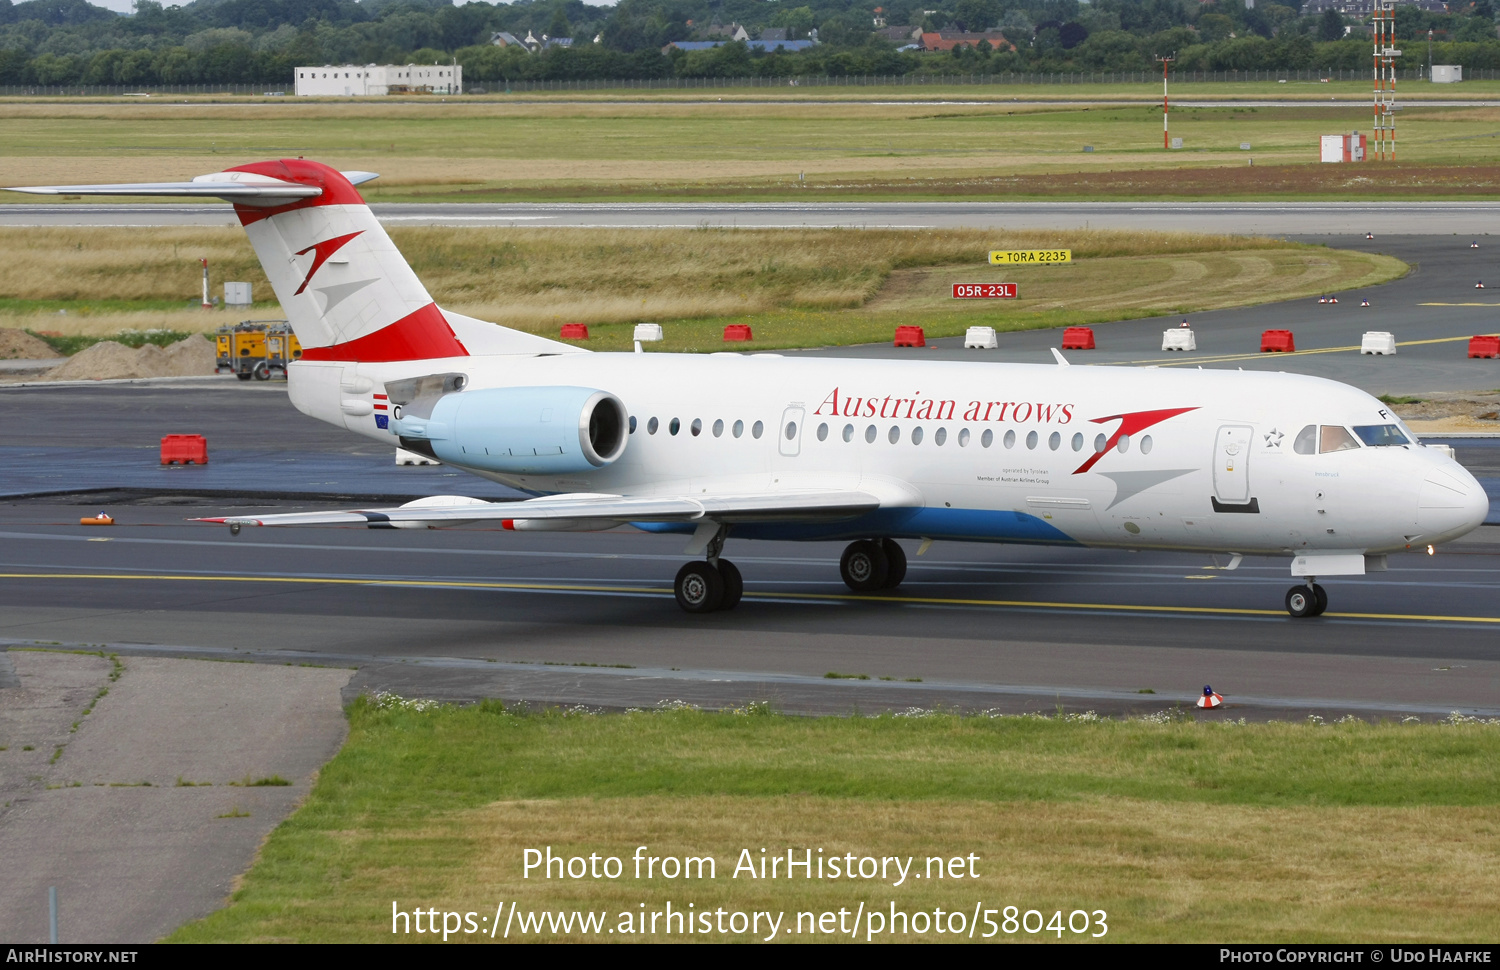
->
<box><xmin>1196</xmin><ymin>685</ymin><xmax>1224</xmax><ymax>709</ymax></box>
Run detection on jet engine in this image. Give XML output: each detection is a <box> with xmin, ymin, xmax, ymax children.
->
<box><xmin>390</xmin><ymin>382</ymin><xmax>628</xmax><ymax>475</ymax></box>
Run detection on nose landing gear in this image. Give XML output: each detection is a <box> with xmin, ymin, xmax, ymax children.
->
<box><xmin>840</xmin><ymin>539</ymin><xmax>907</xmax><ymax>593</ymax></box>
<box><xmin>1285</xmin><ymin>582</ymin><xmax>1328</xmax><ymax>618</ymax></box>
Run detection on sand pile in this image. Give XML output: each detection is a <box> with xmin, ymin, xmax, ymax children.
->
<box><xmin>0</xmin><ymin>328</ymin><xmax>58</xmax><ymax>359</ymax></box>
<box><xmin>42</xmin><ymin>334</ymin><xmax>217</xmax><ymax>382</ymax></box>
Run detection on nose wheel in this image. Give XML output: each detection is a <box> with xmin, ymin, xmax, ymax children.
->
<box><xmin>1285</xmin><ymin>583</ymin><xmax>1328</xmax><ymax>618</ymax></box>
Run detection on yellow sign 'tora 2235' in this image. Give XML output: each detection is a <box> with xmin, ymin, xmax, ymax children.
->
<box><xmin>989</xmin><ymin>249</ymin><xmax>1072</xmax><ymax>265</ymax></box>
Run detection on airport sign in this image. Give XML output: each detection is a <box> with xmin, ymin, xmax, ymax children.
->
<box><xmin>952</xmin><ymin>283</ymin><xmax>1018</xmax><ymax>299</ymax></box>
<box><xmin>989</xmin><ymin>249</ymin><xmax>1071</xmax><ymax>265</ymax></box>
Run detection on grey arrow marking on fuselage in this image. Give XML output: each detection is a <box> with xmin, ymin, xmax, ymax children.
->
<box><xmin>1098</xmin><ymin>469</ymin><xmax>1197</xmax><ymax>510</ymax></box>
<box><xmin>315</xmin><ymin>278</ymin><xmax>380</xmax><ymax>313</ymax></box>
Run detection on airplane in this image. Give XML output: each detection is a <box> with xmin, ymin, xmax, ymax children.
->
<box><xmin>10</xmin><ymin>160</ymin><xmax>1490</xmax><ymax>617</ymax></box>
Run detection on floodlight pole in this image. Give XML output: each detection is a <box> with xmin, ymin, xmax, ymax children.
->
<box><xmin>1156</xmin><ymin>55</ymin><xmax>1174</xmax><ymax>150</ymax></box>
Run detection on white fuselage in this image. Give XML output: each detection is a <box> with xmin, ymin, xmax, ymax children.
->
<box><xmin>292</xmin><ymin>351</ymin><xmax>1489</xmax><ymax>556</ymax></box>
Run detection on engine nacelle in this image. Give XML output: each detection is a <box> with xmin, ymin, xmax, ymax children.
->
<box><xmin>393</xmin><ymin>385</ymin><xmax>628</xmax><ymax>475</ymax></box>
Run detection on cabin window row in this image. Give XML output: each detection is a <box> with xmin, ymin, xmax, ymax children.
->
<box><xmin>626</xmin><ymin>415</ymin><xmax>1154</xmax><ymax>455</ymax></box>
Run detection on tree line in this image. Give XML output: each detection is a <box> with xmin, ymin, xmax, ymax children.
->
<box><xmin>2</xmin><ymin>0</ymin><xmax>1498</xmax><ymax>86</ymax></box>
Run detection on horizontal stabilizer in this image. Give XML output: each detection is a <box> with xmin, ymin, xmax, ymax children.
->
<box><xmin>5</xmin><ymin>170</ymin><xmax>377</xmax><ymax>207</ymax></box>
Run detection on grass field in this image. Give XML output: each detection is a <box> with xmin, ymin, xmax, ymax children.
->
<box><xmin>165</xmin><ymin>699</ymin><xmax>1500</xmax><ymax>943</ymax></box>
<box><xmin>3</xmin><ymin>92</ymin><xmax>1500</xmax><ymax>201</ymax></box>
<box><xmin>0</xmin><ymin>226</ymin><xmax>1403</xmax><ymax>353</ymax></box>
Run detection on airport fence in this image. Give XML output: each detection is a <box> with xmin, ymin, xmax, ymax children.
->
<box><xmin>0</xmin><ymin>69</ymin><xmax>1485</xmax><ymax>97</ymax></box>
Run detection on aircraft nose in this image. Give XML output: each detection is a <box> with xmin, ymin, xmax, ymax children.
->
<box><xmin>1417</xmin><ymin>465</ymin><xmax>1491</xmax><ymax>539</ymax></box>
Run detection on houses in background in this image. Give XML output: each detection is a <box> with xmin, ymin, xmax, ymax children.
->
<box><xmin>920</xmin><ymin>29</ymin><xmax>1014</xmax><ymax>51</ymax></box>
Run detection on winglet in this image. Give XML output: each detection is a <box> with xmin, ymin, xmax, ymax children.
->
<box><xmin>1051</xmin><ymin>348</ymin><xmax>1071</xmax><ymax>366</ymax></box>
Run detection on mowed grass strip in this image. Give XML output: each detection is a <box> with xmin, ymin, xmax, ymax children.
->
<box><xmin>167</xmin><ymin>702</ymin><xmax>1500</xmax><ymax>943</ymax></box>
<box><xmin>0</xmin><ymin>227</ymin><xmax>1402</xmax><ymax>351</ymax></box>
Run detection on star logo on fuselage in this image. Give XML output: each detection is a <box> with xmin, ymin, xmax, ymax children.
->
<box><xmin>1263</xmin><ymin>428</ymin><xmax>1284</xmax><ymax>448</ymax></box>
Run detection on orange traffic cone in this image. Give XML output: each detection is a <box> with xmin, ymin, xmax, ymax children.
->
<box><xmin>1196</xmin><ymin>685</ymin><xmax>1223</xmax><ymax>709</ymax></box>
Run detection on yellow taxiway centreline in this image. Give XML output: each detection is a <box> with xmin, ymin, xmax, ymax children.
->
<box><xmin>4</xmin><ymin>571</ymin><xmax>1500</xmax><ymax>624</ymax></box>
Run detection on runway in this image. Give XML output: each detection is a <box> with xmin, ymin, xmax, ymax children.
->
<box><xmin>2</xmin><ymin>236</ymin><xmax>1498</xmax><ymax>719</ymax></box>
<box><xmin>7</xmin><ymin>200</ymin><xmax>1500</xmax><ymax>235</ymax></box>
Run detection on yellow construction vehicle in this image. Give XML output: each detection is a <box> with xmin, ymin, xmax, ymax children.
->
<box><xmin>215</xmin><ymin>320</ymin><xmax>302</xmax><ymax>381</ymax></box>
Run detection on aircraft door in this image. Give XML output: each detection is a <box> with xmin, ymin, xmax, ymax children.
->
<box><xmin>1213</xmin><ymin>425</ymin><xmax>1253</xmax><ymax>504</ymax></box>
<box><xmin>778</xmin><ymin>405</ymin><xmax>805</xmax><ymax>457</ymax></box>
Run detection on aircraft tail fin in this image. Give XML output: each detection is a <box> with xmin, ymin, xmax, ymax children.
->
<box><xmin>7</xmin><ymin>159</ymin><xmax>577</xmax><ymax>361</ymax></box>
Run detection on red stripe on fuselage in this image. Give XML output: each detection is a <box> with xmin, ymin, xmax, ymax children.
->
<box><xmin>299</xmin><ymin>303</ymin><xmax>468</xmax><ymax>362</ymax></box>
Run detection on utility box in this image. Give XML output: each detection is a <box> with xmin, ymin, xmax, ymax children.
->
<box><xmin>1321</xmin><ymin>132</ymin><xmax>1367</xmax><ymax>163</ymax></box>
<box><xmin>964</xmin><ymin>326</ymin><xmax>997</xmax><ymax>349</ymax></box>
<box><xmin>1432</xmin><ymin>65</ymin><xmax>1462</xmax><ymax>83</ymax></box>
<box><xmin>223</xmin><ymin>282</ymin><xmax>252</xmax><ymax>307</ymax></box>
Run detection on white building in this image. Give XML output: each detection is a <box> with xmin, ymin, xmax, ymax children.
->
<box><xmin>294</xmin><ymin>63</ymin><xmax>463</xmax><ymax>97</ymax></box>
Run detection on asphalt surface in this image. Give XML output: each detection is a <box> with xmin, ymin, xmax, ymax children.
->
<box><xmin>1</xmin><ymin>234</ymin><xmax>1498</xmax><ymax>719</ymax></box>
<box><xmin>9</xmin><ymin>201</ymin><xmax>1500</xmax><ymax>235</ymax></box>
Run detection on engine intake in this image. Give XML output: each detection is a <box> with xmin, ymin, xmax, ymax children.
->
<box><xmin>391</xmin><ymin>385</ymin><xmax>628</xmax><ymax>476</ymax></box>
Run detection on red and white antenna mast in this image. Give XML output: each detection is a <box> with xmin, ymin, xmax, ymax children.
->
<box><xmin>1157</xmin><ymin>54</ymin><xmax>1175</xmax><ymax>150</ymax></box>
<box><xmin>1373</xmin><ymin>0</ymin><xmax>1400</xmax><ymax>159</ymax></box>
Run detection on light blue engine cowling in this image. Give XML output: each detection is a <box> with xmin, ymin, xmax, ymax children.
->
<box><xmin>397</xmin><ymin>385</ymin><xmax>628</xmax><ymax>475</ymax></box>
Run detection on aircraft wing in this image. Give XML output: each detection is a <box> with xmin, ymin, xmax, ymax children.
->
<box><xmin>194</xmin><ymin>489</ymin><xmax>885</xmax><ymax>530</ymax></box>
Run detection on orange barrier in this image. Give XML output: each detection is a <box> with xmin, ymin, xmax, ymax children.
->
<box><xmin>1061</xmin><ymin>327</ymin><xmax>1095</xmax><ymax>350</ymax></box>
<box><xmin>1469</xmin><ymin>335</ymin><xmax>1500</xmax><ymax>359</ymax></box>
<box><xmin>1260</xmin><ymin>330</ymin><xmax>1296</xmax><ymax>353</ymax></box>
<box><xmin>559</xmin><ymin>323</ymin><xmax>589</xmax><ymax>340</ymax></box>
<box><xmin>723</xmin><ymin>324</ymin><xmax>753</xmax><ymax>342</ymax></box>
<box><xmin>893</xmin><ymin>326</ymin><xmax>926</xmax><ymax>348</ymax></box>
<box><xmin>160</xmin><ymin>434</ymin><xmax>208</xmax><ymax>465</ymax></box>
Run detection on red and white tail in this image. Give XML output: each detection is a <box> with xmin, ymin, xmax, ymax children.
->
<box><xmin>229</xmin><ymin>159</ymin><xmax>467</xmax><ymax>362</ymax></box>
<box><xmin>6</xmin><ymin>158</ymin><xmax>571</xmax><ymax>363</ymax></box>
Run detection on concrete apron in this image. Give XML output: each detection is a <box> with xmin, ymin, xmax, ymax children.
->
<box><xmin>0</xmin><ymin>650</ymin><xmax>351</xmax><ymax>943</ymax></box>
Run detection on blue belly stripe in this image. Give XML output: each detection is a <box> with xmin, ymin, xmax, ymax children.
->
<box><xmin>633</xmin><ymin>507</ymin><xmax>1079</xmax><ymax>545</ymax></box>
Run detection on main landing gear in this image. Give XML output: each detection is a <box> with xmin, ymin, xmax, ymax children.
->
<box><xmin>839</xmin><ymin>538</ymin><xmax>907</xmax><ymax>593</ymax></box>
<box><xmin>1285</xmin><ymin>582</ymin><xmax>1328</xmax><ymax>618</ymax></box>
<box><xmin>672</xmin><ymin>525</ymin><xmax>743</xmax><ymax>614</ymax></box>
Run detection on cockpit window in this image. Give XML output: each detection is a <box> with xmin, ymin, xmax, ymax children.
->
<box><xmin>1352</xmin><ymin>424</ymin><xmax>1410</xmax><ymax>447</ymax></box>
<box><xmin>1293</xmin><ymin>425</ymin><xmax>1317</xmax><ymax>455</ymax></box>
<box><xmin>1319</xmin><ymin>425</ymin><xmax>1361</xmax><ymax>454</ymax></box>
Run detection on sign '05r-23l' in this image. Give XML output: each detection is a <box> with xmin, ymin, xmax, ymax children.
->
<box><xmin>11</xmin><ymin>162</ymin><xmax>1487</xmax><ymax>616</ymax></box>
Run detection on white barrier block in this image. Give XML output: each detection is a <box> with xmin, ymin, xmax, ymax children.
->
<box><xmin>633</xmin><ymin>323</ymin><xmax>664</xmax><ymax>342</ymax></box>
<box><xmin>1162</xmin><ymin>329</ymin><xmax>1197</xmax><ymax>351</ymax></box>
<box><xmin>396</xmin><ymin>447</ymin><xmax>440</xmax><ymax>466</ymax></box>
<box><xmin>964</xmin><ymin>326</ymin><xmax>997</xmax><ymax>349</ymax></box>
<box><xmin>1360</xmin><ymin>331</ymin><xmax>1397</xmax><ymax>355</ymax></box>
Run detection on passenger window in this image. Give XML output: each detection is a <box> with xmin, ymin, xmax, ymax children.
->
<box><xmin>1094</xmin><ymin>433</ymin><xmax>1106</xmax><ymax>453</ymax></box>
<box><xmin>958</xmin><ymin>428</ymin><xmax>971</xmax><ymax>447</ymax></box>
<box><xmin>1117</xmin><ymin>434</ymin><xmax>1130</xmax><ymax>453</ymax></box>
<box><xmin>1003</xmin><ymin>429</ymin><xmax>1015</xmax><ymax>449</ymax></box>
<box><xmin>1293</xmin><ymin>425</ymin><xmax>1317</xmax><ymax>455</ymax></box>
<box><xmin>733</xmin><ymin>419</ymin><xmax>744</xmax><ymax>438</ymax></box>
<box><xmin>1320</xmin><ymin>425</ymin><xmax>1361</xmax><ymax>453</ymax></box>
<box><xmin>647</xmin><ymin>417</ymin><xmax>659</xmax><ymax>435</ymax></box>
<box><xmin>981</xmin><ymin>429</ymin><xmax>993</xmax><ymax>448</ymax></box>
<box><xmin>1048</xmin><ymin>431</ymin><xmax>1061</xmax><ymax>451</ymax></box>
<box><xmin>752</xmin><ymin>420</ymin><xmax>764</xmax><ymax>439</ymax></box>
<box><xmin>785</xmin><ymin>420</ymin><xmax>797</xmax><ymax>440</ymax></box>
<box><xmin>1140</xmin><ymin>434</ymin><xmax>1153</xmax><ymax>455</ymax></box>
<box><xmin>1071</xmin><ymin>432</ymin><xmax>1083</xmax><ymax>452</ymax></box>
<box><xmin>713</xmin><ymin>419</ymin><xmax>724</xmax><ymax>437</ymax></box>
<box><xmin>911</xmin><ymin>427</ymin><xmax>923</xmax><ymax>445</ymax></box>
<box><xmin>888</xmin><ymin>426</ymin><xmax>901</xmax><ymax>444</ymax></box>
<box><xmin>629</xmin><ymin>416</ymin><xmax>637</xmax><ymax>434</ymax></box>
<box><xmin>843</xmin><ymin>424</ymin><xmax>854</xmax><ymax>442</ymax></box>
<box><xmin>1026</xmin><ymin>431</ymin><xmax>1038</xmax><ymax>450</ymax></box>
<box><xmin>690</xmin><ymin>418</ymin><xmax>702</xmax><ymax>437</ymax></box>
<box><xmin>670</xmin><ymin>418</ymin><xmax>681</xmax><ymax>436</ymax></box>
<box><xmin>935</xmin><ymin>427</ymin><xmax>947</xmax><ymax>446</ymax></box>
<box><xmin>865</xmin><ymin>424</ymin><xmax>877</xmax><ymax>443</ymax></box>
<box><xmin>817</xmin><ymin>422</ymin><xmax>828</xmax><ymax>441</ymax></box>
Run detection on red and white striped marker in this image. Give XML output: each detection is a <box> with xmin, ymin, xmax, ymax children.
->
<box><xmin>1196</xmin><ymin>685</ymin><xmax>1223</xmax><ymax>709</ymax></box>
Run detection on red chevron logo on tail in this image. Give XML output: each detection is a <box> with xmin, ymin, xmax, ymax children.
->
<box><xmin>293</xmin><ymin>230</ymin><xmax>363</xmax><ymax>295</ymax></box>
